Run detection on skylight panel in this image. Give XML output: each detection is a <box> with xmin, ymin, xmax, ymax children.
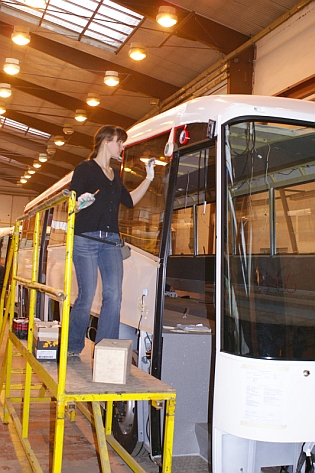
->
<box><xmin>2</xmin><ymin>0</ymin><xmax>144</xmax><ymax>52</ymax></box>
<box><xmin>0</xmin><ymin>117</ymin><xmax>50</xmax><ymax>140</ymax></box>
<box><xmin>28</xmin><ymin>128</ymin><xmax>51</xmax><ymax>140</ymax></box>
<box><xmin>2</xmin><ymin>118</ymin><xmax>28</xmax><ymax>134</ymax></box>
<box><xmin>0</xmin><ymin>155</ymin><xmax>26</xmax><ymax>169</ymax></box>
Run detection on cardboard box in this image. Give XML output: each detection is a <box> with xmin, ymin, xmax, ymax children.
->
<box><xmin>93</xmin><ymin>339</ymin><xmax>132</xmax><ymax>384</ymax></box>
<box><xmin>33</xmin><ymin>320</ymin><xmax>61</xmax><ymax>360</ymax></box>
<box><xmin>34</xmin><ymin>320</ymin><xmax>60</xmax><ymax>340</ymax></box>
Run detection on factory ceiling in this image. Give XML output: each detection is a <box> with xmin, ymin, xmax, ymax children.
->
<box><xmin>0</xmin><ymin>0</ymin><xmax>313</xmax><ymax>196</ymax></box>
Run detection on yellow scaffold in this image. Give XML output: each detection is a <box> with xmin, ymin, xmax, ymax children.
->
<box><xmin>0</xmin><ymin>190</ymin><xmax>176</xmax><ymax>473</ymax></box>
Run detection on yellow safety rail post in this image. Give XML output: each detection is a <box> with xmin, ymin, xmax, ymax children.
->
<box><xmin>0</xmin><ymin>291</ymin><xmax>12</xmax><ymax>348</ymax></box>
<box><xmin>2</xmin><ymin>222</ymin><xmax>20</xmax><ymax>424</ymax></box>
<box><xmin>22</xmin><ymin>211</ymin><xmax>40</xmax><ymax>439</ymax></box>
<box><xmin>0</xmin><ymin>236</ymin><xmax>14</xmax><ymax>340</ymax></box>
<box><xmin>161</xmin><ymin>397</ymin><xmax>176</xmax><ymax>473</ymax></box>
<box><xmin>51</xmin><ymin>190</ymin><xmax>76</xmax><ymax>473</ymax></box>
<box><xmin>92</xmin><ymin>401</ymin><xmax>111</xmax><ymax>473</ymax></box>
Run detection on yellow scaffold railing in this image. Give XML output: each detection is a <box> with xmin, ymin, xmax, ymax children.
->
<box><xmin>0</xmin><ymin>190</ymin><xmax>176</xmax><ymax>473</ymax></box>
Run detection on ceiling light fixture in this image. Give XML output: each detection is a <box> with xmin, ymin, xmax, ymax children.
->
<box><xmin>75</xmin><ymin>109</ymin><xmax>87</xmax><ymax>122</ymax></box>
<box><xmin>20</xmin><ymin>177</ymin><xmax>27</xmax><ymax>184</ymax></box>
<box><xmin>63</xmin><ymin>124</ymin><xmax>74</xmax><ymax>135</ymax></box>
<box><xmin>39</xmin><ymin>153</ymin><xmax>48</xmax><ymax>163</ymax></box>
<box><xmin>24</xmin><ymin>0</ymin><xmax>47</xmax><ymax>8</ymax></box>
<box><xmin>46</xmin><ymin>144</ymin><xmax>56</xmax><ymax>155</ymax></box>
<box><xmin>24</xmin><ymin>173</ymin><xmax>31</xmax><ymax>179</ymax></box>
<box><xmin>33</xmin><ymin>161</ymin><xmax>41</xmax><ymax>168</ymax></box>
<box><xmin>86</xmin><ymin>93</ymin><xmax>100</xmax><ymax>107</ymax></box>
<box><xmin>104</xmin><ymin>71</ymin><xmax>119</xmax><ymax>87</ymax></box>
<box><xmin>54</xmin><ymin>135</ymin><xmax>65</xmax><ymax>146</ymax></box>
<box><xmin>156</xmin><ymin>6</ymin><xmax>178</xmax><ymax>27</ymax></box>
<box><xmin>0</xmin><ymin>103</ymin><xmax>6</xmax><ymax>115</ymax></box>
<box><xmin>11</xmin><ymin>26</ymin><xmax>31</xmax><ymax>46</ymax></box>
<box><xmin>3</xmin><ymin>58</ymin><xmax>20</xmax><ymax>75</ymax></box>
<box><xmin>0</xmin><ymin>83</ymin><xmax>11</xmax><ymax>98</ymax></box>
<box><xmin>128</xmin><ymin>43</ymin><xmax>146</xmax><ymax>61</ymax></box>
<box><xmin>28</xmin><ymin>167</ymin><xmax>35</xmax><ymax>174</ymax></box>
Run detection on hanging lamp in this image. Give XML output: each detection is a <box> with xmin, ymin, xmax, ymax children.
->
<box><xmin>11</xmin><ymin>26</ymin><xmax>31</xmax><ymax>46</ymax></box>
<box><xmin>156</xmin><ymin>6</ymin><xmax>178</xmax><ymax>27</ymax></box>
<box><xmin>104</xmin><ymin>71</ymin><xmax>119</xmax><ymax>87</ymax></box>
<box><xmin>3</xmin><ymin>58</ymin><xmax>20</xmax><ymax>75</ymax></box>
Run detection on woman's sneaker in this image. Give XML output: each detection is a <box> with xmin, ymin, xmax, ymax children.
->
<box><xmin>68</xmin><ymin>351</ymin><xmax>80</xmax><ymax>357</ymax></box>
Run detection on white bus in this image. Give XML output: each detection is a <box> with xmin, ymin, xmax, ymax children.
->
<box><xmin>18</xmin><ymin>95</ymin><xmax>315</xmax><ymax>472</ymax></box>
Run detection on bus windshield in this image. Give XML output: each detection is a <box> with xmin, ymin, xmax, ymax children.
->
<box><xmin>223</xmin><ymin>119</ymin><xmax>315</xmax><ymax>360</ymax></box>
<box><xmin>119</xmin><ymin>132</ymin><xmax>171</xmax><ymax>256</ymax></box>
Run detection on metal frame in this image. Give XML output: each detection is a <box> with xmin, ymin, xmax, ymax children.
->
<box><xmin>0</xmin><ymin>191</ymin><xmax>176</xmax><ymax>473</ymax></box>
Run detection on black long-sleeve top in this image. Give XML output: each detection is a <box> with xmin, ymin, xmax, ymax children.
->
<box><xmin>69</xmin><ymin>159</ymin><xmax>133</xmax><ymax>235</ymax></box>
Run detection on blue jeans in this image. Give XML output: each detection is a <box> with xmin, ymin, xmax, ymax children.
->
<box><xmin>68</xmin><ymin>231</ymin><xmax>123</xmax><ymax>354</ymax></box>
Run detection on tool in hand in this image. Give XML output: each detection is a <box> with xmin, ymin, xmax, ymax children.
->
<box><xmin>78</xmin><ymin>189</ymin><xmax>99</xmax><ymax>209</ymax></box>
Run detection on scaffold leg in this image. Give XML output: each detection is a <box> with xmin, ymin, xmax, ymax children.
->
<box><xmin>162</xmin><ymin>397</ymin><xmax>176</xmax><ymax>473</ymax></box>
<box><xmin>52</xmin><ymin>398</ymin><xmax>66</xmax><ymax>473</ymax></box>
<box><xmin>92</xmin><ymin>401</ymin><xmax>111</xmax><ymax>473</ymax></box>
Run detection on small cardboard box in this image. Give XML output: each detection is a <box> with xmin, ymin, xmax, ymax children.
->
<box><xmin>93</xmin><ymin>339</ymin><xmax>132</xmax><ymax>384</ymax></box>
<box><xmin>33</xmin><ymin>321</ymin><xmax>61</xmax><ymax>360</ymax></box>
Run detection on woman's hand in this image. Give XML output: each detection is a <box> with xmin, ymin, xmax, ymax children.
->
<box><xmin>77</xmin><ymin>192</ymin><xmax>95</xmax><ymax>210</ymax></box>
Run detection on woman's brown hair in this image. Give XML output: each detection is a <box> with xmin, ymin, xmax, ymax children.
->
<box><xmin>88</xmin><ymin>125</ymin><xmax>128</xmax><ymax>160</ymax></box>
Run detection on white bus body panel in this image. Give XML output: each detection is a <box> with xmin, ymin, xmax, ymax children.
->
<box><xmin>45</xmin><ymin>244</ymin><xmax>158</xmax><ymax>332</ymax></box>
<box><xmin>213</xmin><ymin>352</ymin><xmax>315</xmax><ymax>443</ymax></box>
<box><xmin>126</xmin><ymin>95</ymin><xmax>315</xmax><ymax>146</ymax></box>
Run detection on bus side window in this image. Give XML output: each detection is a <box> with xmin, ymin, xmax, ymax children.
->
<box><xmin>171</xmin><ymin>145</ymin><xmax>215</xmax><ymax>256</ymax></box>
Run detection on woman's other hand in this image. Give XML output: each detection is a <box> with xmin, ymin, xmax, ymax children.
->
<box><xmin>145</xmin><ymin>158</ymin><xmax>155</xmax><ymax>181</ymax></box>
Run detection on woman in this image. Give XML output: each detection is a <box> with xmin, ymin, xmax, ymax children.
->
<box><xmin>68</xmin><ymin>124</ymin><xmax>154</xmax><ymax>356</ymax></box>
